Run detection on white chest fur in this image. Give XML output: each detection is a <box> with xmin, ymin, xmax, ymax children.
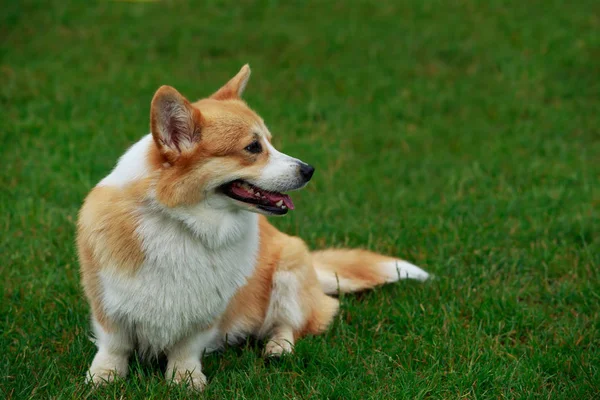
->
<box><xmin>100</xmin><ymin>204</ymin><xmax>259</xmax><ymax>354</ymax></box>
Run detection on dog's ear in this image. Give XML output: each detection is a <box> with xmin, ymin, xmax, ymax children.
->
<box><xmin>151</xmin><ymin>85</ymin><xmax>203</xmax><ymax>162</ymax></box>
<box><xmin>210</xmin><ymin>64</ymin><xmax>251</xmax><ymax>100</ymax></box>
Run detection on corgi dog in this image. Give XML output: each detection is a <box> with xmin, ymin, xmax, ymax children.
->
<box><xmin>77</xmin><ymin>64</ymin><xmax>429</xmax><ymax>390</ymax></box>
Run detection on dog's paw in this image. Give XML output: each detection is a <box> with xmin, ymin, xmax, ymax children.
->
<box><xmin>85</xmin><ymin>367</ymin><xmax>122</xmax><ymax>386</ymax></box>
<box><xmin>167</xmin><ymin>362</ymin><xmax>207</xmax><ymax>392</ymax></box>
<box><xmin>172</xmin><ymin>370</ymin><xmax>207</xmax><ymax>391</ymax></box>
<box><xmin>85</xmin><ymin>354</ymin><xmax>128</xmax><ymax>386</ymax></box>
<box><xmin>264</xmin><ymin>338</ymin><xmax>294</xmax><ymax>357</ymax></box>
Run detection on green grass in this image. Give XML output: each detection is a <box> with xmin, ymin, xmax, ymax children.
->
<box><xmin>1</xmin><ymin>0</ymin><xmax>599</xmax><ymax>398</ymax></box>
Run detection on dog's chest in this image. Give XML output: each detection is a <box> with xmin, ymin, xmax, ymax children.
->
<box><xmin>100</xmin><ymin>211</ymin><xmax>259</xmax><ymax>351</ymax></box>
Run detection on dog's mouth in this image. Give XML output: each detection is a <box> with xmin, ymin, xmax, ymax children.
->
<box><xmin>219</xmin><ymin>180</ymin><xmax>295</xmax><ymax>215</ymax></box>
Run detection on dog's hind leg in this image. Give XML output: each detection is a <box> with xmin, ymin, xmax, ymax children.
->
<box><xmin>264</xmin><ymin>325</ymin><xmax>295</xmax><ymax>357</ymax></box>
<box><xmin>258</xmin><ymin>235</ymin><xmax>339</xmax><ymax>357</ymax></box>
<box><xmin>259</xmin><ymin>267</ymin><xmax>303</xmax><ymax>357</ymax></box>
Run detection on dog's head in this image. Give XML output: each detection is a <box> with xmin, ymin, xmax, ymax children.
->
<box><xmin>149</xmin><ymin>65</ymin><xmax>314</xmax><ymax>216</ymax></box>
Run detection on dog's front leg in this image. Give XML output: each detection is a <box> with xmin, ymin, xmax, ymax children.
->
<box><xmin>166</xmin><ymin>327</ymin><xmax>217</xmax><ymax>391</ymax></box>
<box><xmin>86</xmin><ymin>317</ymin><xmax>133</xmax><ymax>385</ymax></box>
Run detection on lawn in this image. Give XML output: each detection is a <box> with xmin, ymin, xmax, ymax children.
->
<box><xmin>1</xmin><ymin>0</ymin><xmax>599</xmax><ymax>398</ymax></box>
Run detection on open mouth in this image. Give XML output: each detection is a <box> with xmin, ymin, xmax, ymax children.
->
<box><xmin>220</xmin><ymin>180</ymin><xmax>295</xmax><ymax>215</ymax></box>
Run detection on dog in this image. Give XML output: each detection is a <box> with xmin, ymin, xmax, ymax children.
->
<box><xmin>77</xmin><ymin>64</ymin><xmax>429</xmax><ymax>390</ymax></box>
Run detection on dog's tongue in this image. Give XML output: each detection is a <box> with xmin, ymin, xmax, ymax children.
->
<box><xmin>264</xmin><ymin>191</ymin><xmax>295</xmax><ymax>210</ymax></box>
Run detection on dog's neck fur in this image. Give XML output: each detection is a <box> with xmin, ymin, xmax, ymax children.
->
<box><xmin>100</xmin><ymin>133</ymin><xmax>254</xmax><ymax>249</ymax></box>
<box><xmin>152</xmin><ymin>195</ymin><xmax>256</xmax><ymax>250</ymax></box>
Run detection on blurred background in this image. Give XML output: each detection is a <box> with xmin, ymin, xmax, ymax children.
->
<box><xmin>1</xmin><ymin>1</ymin><xmax>598</xmax><ymax>398</ymax></box>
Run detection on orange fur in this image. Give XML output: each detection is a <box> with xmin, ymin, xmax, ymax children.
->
<box><xmin>210</xmin><ymin>64</ymin><xmax>251</xmax><ymax>100</ymax></box>
<box><xmin>218</xmin><ymin>217</ymin><xmax>280</xmax><ymax>334</ymax></box>
<box><xmin>78</xmin><ymin>182</ymin><xmax>148</xmax><ymax>331</ymax></box>
<box><xmin>151</xmin><ymin>95</ymin><xmax>272</xmax><ymax>208</ymax></box>
<box><xmin>312</xmin><ymin>249</ymin><xmax>399</xmax><ymax>292</ymax></box>
<box><xmin>77</xmin><ymin>239</ymin><xmax>114</xmax><ymax>331</ymax></box>
<box><xmin>78</xmin><ymin>65</ymin><xmax>427</xmax><ymax>389</ymax></box>
<box><xmin>219</xmin><ymin>216</ymin><xmax>341</xmax><ymax>339</ymax></box>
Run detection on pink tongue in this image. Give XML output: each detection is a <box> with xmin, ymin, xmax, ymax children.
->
<box><xmin>264</xmin><ymin>191</ymin><xmax>295</xmax><ymax>210</ymax></box>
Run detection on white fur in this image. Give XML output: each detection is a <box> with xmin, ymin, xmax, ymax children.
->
<box><xmin>251</xmin><ymin>140</ymin><xmax>306</xmax><ymax>192</ymax></box>
<box><xmin>315</xmin><ymin>260</ymin><xmax>429</xmax><ymax>295</ymax></box>
<box><xmin>90</xmin><ymin>134</ymin><xmax>260</xmax><ymax>384</ymax></box>
<box><xmin>259</xmin><ymin>270</ymin><xmax>305</xmax><ymax>337</ymax></box>
<box><xmin>381</xmin><ymin>260</ymin><xmax>430</xmax><ymax>282</ymax></box>
<box><xmin>99</xmin><ymin>134</ymin><xmax>153</xmax><ymax>187</ymax></box>
<box><xmin>100</xmin><ymin>204</ymin><xmax>259</xmax><ymax>354</ymax></box>
<box><xmin>235</xmin><ymin>65</ymin><xmax>251</xmax><ymax>96</ymax></box>
<box><xmin>161</xmin><ymin>192</ymin><xmax>257</xmax><ymax>250</ymax></box>
<box><xmin>257</xmin><ymin>270</ymin><xmax>307</xmax><ymax>357</ymax></box>
<box><xmin>264</xmin><ymin>325</ymin><xmax>295</xmax><ymax>356</ymax></box>
<box><xmin>166</xmin><ymin>327</ymin><xmax>218</xmax><ymax>390</ymax></box>
<box><xmin>86</xmin><ymin>317</ymin><xmax>134</xmax><ymax>384</ymax></box>
<box><xmin>214</xmin><ymin>269</ymin><xmax>306</xmax><ymax>350</ymax></box>
<box><xmin>85</xmin><ymin>127</ymin><xmax>428</xmax><ymax>388</ymax></box>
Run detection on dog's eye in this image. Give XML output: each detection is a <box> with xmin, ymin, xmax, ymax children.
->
<box><xmin>244</xmin><ymin>140</ymin><xmax>262</xmax><ymax>154</ymax></box>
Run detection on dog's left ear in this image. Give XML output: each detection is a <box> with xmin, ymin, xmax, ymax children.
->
<box><xmin>151</xmin><ymin>85</ymin><xmax>203</xmax><ymax>163</ymax></box>
<box><xmin>210</xmin><ymin>64</ymin><xmax>251</xmax><ymax>100</ymax></box>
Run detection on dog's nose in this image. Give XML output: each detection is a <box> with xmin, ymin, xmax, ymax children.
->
<box><xmin>299</xmin><ymin>163</ymin><xmax>315</xmax><ymax>181</ymax></box>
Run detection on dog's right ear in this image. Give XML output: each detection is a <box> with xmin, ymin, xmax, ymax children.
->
<box><xmin>151</xmin><ymin>85</ymin><xmax>203</xmax><ymax>162</ymax></box>
<box><xmin>210</xmin><ymin>64</ymin><xmax>251</xmax><ymax>100</ymax></box>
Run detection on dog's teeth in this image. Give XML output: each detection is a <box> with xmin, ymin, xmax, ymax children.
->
<box><xmin>281</xmin><ymin>205</ymin><xmax>287</xmax><ymax>209</ymax></box>
<box><xmin>255</xmin><ymin>192</ymin><xmax>261</xmax><ymax>197</ymax></box>
<box><xmin>275</xmin><ymin>200</ymin><xmax>283</xmax><ymax>207</ymax></box>
<box><xmin>248</xmin><ymin>188</ymin><xmax>254</xmax><ymax>194</ymax></box>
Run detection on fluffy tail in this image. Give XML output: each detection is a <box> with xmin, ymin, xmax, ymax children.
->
<box><xmin>312</xmin><ymin>249</ymin><xmax>429</xmax><ymax>295</ymax></box>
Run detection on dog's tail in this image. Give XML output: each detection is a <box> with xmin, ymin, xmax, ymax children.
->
<box><xmin>312</xmin><ymin>249</ymin><xmax>429</xmax><ymax>295</ymax></box>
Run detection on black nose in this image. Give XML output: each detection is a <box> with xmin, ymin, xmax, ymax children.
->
<box><xmin>299</xmin><ymin>163</ymin><xmax>315</xmax><ymax>181</ymax></box>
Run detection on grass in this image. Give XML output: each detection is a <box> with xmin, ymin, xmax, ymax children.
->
<box><xmin>1</xmin><ymin>0</ymin><xmax>599</xmax><ymax>398</ymax></box>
